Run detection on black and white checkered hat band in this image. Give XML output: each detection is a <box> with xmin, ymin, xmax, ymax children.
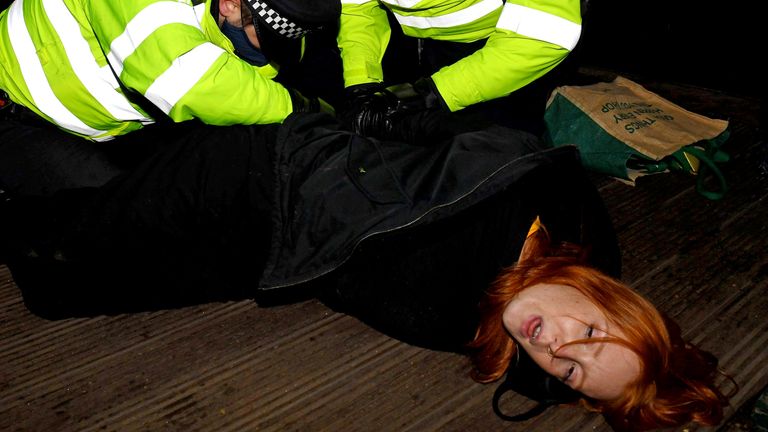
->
<box><xmin>248</xmin><ymin>0</ymin><xmax>308</xmax><ymax>39</ymax></box>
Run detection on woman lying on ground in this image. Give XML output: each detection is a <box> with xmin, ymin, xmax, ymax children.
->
<box><xmin>470</xmin><ymin>221</ymin><xmax>733</xmax><ymax>430</ymax></box>
<box><xmin>3</xmin><ymin>112</ymin><xmax>731</xmax><ymax>431</ymax></box>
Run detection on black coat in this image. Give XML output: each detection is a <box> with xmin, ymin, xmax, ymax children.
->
<box><xmin>261</xmin><ymin>113</ymin><xmax>620</xmax><ymax>350</ymax></box>
<box><xmin>8</xmin><ymin>114</ymin><xmax>619</xmax><ymax>345</ymax></box>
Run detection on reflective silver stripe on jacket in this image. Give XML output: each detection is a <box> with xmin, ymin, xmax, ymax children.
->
<box><xmin>145</xmin><ymin>43</ymin><xmax>225</xmax><ymax>115</ymax></box>
<box><xmin>389</xmin><ymin>0</ymin><xmax>502</xmax><ymax>29</ymax></box>
<box><xmin>106</xmin><ymin>1</ymin><xmax>225</xmax><ymax>116</ymax></box>
<box><xmin>380</xmin><ymin>0</ymin><xmax>422</xmax><ymax>7</ymax></box>
<box><xmin>43</xmin><ymin>0</ymin><xmax>149</xmax><ymax>123</ymax></box>
<box><xmin>107</xmin><ymin>2</ymin><xmax>203</xmax><ymax>78</ymax></box>
<box><xmin>497</xmin><ymin>3</ymin><xmax>581</xmax><ymax>50</ymax></box>
<box><xmin>7</xmin><ymin>0</ymin><xmax>111</xmax><ymax>140</ymax></box>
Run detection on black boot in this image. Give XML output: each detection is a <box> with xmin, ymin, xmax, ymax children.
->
<box><xmin>0</xmin><ymin>188</ymin><xmax>20</xmax><ymax>264</ymax></box>
<box><xmin>0</xmin><ymin>189</ymin><xmax>77</xmax><ymax>266</ymax></box>
<box><xmin>2</xmin><ymin>189</ymin><xmax>92</xmax><ymax>318</ymax></box>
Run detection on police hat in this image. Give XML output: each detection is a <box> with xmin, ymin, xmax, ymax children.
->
<box><xmin>242</xmin><ymin>0</ymin><xmax>340</xmax><ymax>66</ymax></box>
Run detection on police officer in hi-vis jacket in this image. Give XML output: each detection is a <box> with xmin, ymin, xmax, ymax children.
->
<box><xmin>0</xmin><ymin>0</ymin><xmax>339</xmax><ymax>197</ymax></box>
<box><xmin>337</xmin><ymin>0</ymin><xmax>583</xmax><ymax>138</ymax></box>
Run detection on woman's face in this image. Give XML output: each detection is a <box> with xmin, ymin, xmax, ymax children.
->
<box><xmin>502</xmin><ymin>283</ymin><xmax>641</xmax><ymax>400</ymax></box>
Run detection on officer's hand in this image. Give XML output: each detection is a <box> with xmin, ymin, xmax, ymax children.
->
<box><xmin>384</xmin><ymin>77</ymin><xmax>447</xmax><ymax>116</ymax></box>
<box><xmin>340</xmin><ymin>78</ymin><xmax>448</xmax><ymax>140</ymax></box>
<box><xmin>288</xmin><ymin>88</ymin><xmax>335</xmax><ymax>116</ymax></box>
<box><xmin>338</xmin><ymin>83</ymin><xmax>392</xmax><ymax>136</ymax></box>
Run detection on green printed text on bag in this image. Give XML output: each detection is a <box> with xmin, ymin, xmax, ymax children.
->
<box><xmin>543</xmin><ymin>76</ymin><xmax>730</xmax><ymax>200</ymax></box>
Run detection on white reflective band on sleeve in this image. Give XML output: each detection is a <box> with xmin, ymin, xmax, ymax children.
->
<box><xmin>7</xmin><ymin>0</ymin><xmax>107</xmax><ymax>138</ymax></box>
<box><xmin>144</xmin><ymin>42</ymin><xmax>224</xmax><ymax>115</ymax></box>
<box><xmin>100</xmin><ymin>65</ymin><xmax>120</xmax><ymax>89</ymax></box>
<box><xmin>107</xmin><ymin>2</ymin><xmax>202</xmax><ymax>78</ymax></box>
<box><xmin>497</xmin><ymin>3</ymin><xmax>581</xmax><ymax>50</ymax></box>
<box><xmin>392</xmin><ymin>0</ymin><xmax>501</xmax><ymax>29</ymax></box>
<box><xmin>380</xmin><ymin>0</ymin><xmax>421</xmax><ymax>8</ymax></box>
<box><xmin>42</xmin><ymin>0</ymin><xmax>149</xmax><ymax>123</ymax></box>
<box><xmin>192</xmin><ymin>2</ymin><xmax>208</xmax><ymax>23</ymax></box>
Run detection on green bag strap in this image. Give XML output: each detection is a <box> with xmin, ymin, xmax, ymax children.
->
<box><xmin>637</xmin><ymin>143</ymin><xmax>729</xmax><ymax>200</ymax></box>
<box><xmin>684</xmin><ymin>145</ymin><xmax>729</xmax><ymax>201</ymax></box>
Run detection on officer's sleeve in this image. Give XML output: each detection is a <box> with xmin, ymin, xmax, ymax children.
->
<box><xmin>161</xmin><ymin>51</ymin><xmax>294</xmax><ymax>125</ymax></box>
<box><xmin>431</xmin><ymin>0</ymin><xmax>582</xmax><ymax>112</ymax></box>
<box><xmin>337</xmin><ymin>0</ymin><xmax>391</xmax><ymax>88</ymax></box>
<box><xmin>97</xmin><ymin>2</ymin><xmax>294</xmax><ymax>125</ymax></box>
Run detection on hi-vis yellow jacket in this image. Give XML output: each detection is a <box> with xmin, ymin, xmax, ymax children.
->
<box><xmin>0</xmin><ymin>0</ymin><xmax>293</xmax><ymax>141</ymax></box>
<box><xmin>338</xmin><ymin>0</ymin><xmax>582</xmax><ymax>112</ymax></box>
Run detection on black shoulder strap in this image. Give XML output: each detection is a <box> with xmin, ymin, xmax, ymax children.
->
<box><xmin>491</xmin><ymin>349</ymin><xmax>582</xmax><ymax>422</ymax></box>
<box><xmin>492</xmin><ymin>380</ymin><xmax>556</xmax><ymax>421</ymax></box>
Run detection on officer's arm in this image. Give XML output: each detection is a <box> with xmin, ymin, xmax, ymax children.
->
<box><xmin>161</xmin><ymin>52</ymin><xmax>294</xmax><ymax>125</ymax></box>
<box><xmin>337</xmin><ymin>0</ymin><xmax>391</xmax><ymax>88</ymax></box>
<box><xmin>96</xmin><ymin>2</ymin><xmax>294</xmax><ymax>125</ymax></box>
<box><xmin>431</xmin><ymin>0</ymin><xmax>582</xmax><ymax>112</ymax></box>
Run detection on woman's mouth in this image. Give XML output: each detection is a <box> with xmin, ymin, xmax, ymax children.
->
<box><xmin>521</xmin><ymin>316</ymin><xmax>542</xmax><ymax>340</ymax></box>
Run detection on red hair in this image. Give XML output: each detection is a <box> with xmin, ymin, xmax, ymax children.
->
<box><xmin>468</xmin><ymin>226</ymin><xmax>732</xmax><ymax>430</ymax></box>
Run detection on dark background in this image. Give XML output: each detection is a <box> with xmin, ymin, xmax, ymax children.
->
<box><xmin>578</xmin><ymin>0</ymin><xmax>761</xmax><ymax>96</ymax></box>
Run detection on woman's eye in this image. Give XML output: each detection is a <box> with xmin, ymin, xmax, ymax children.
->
<box><xmin>586</xmin><ymin>326</ymin><xmax>594</xmax><ymax>338</ymax></box>
<box><xmin>563</xmin><ymin>364</ymin><xmax>575</xmax><ymax>382</ymax></box>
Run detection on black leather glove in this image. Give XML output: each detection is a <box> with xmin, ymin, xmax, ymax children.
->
<box><xmin>338</xmin><ymin>82</ymin><xmax>390</xmax><ymax>136</ymax></box>
<box><xmin>385</xmin><ymin>77</ymin><xmax>447</xmax><ymax>115</ymax></box>
<box><xmin>288</xmin><ymin>88</ymin><xmax>335</xmax><ymax>116</ymax></box>
<box><xmin>340</xmin><ymin>77</ymin><xmax>448</xmax><ymax>140</ymax></box>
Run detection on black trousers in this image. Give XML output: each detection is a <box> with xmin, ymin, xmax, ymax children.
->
<box><xmin>2</xmin><ymin>118</ymin><xmax>278</xmax><ymax>318</ymax></box>
<box><xmin>0</xmin><ymin>114</ymin><xmax>125</xmax><ymax>197</ymax></box>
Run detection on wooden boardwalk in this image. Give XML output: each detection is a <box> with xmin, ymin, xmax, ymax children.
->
<box><xmin>1</xmin><ymin>72</ymin><xmax>766</xmax><ymax>431</ymax></box>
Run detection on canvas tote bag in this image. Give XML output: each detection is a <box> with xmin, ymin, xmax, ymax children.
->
<box><xmin>543</xmin><ymin>76</ymin><xmax>730</xmax><ymax>200</ymax></box>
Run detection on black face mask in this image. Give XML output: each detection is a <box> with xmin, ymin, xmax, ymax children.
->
<box><xmin>220</xmin><ymin>21</ymin><xmax>268</xmax><ymax>66</ymax></box>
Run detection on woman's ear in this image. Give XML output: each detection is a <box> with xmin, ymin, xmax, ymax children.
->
<box><xmin>218</xmin><ymin>0</ymin><xmax>240</xmax><ymax>20</ymax></box>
